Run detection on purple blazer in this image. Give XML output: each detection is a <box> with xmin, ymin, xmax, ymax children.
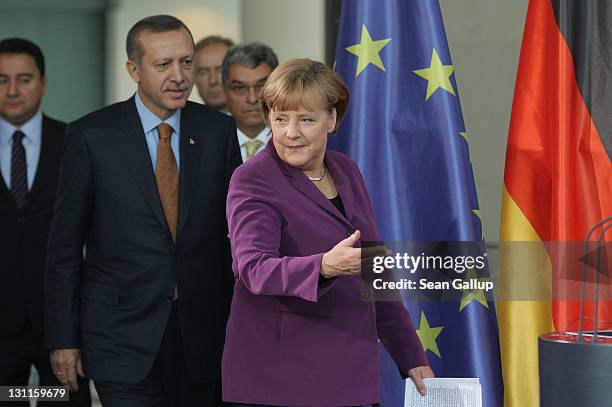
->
<box><xmin>222</xmin><ymin>141</ymin><xmax>427</xmax><ymax>406</ymax></box>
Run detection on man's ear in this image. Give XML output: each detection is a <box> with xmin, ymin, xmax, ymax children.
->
<box><xmin>126</xmin><ymin>60</ymin><xmax>140</xmax><ymax>83</ymax></box>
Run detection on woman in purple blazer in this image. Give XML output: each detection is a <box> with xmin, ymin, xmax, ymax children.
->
<box><xmin>223</xmin><ymin>59</ymin><xmax>433</xmax><ymax>407</ymax></box>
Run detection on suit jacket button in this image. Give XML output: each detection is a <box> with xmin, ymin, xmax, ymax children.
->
<box><xmin>17</xmin><ymin>216</ymin><xmax>27</xmax><ymax>224</ymax></box>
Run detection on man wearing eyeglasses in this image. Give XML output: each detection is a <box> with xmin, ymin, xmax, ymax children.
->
<box><xmin>222</xmin><ymin>43</ymin><xmax>278</xmax><ymax>161</ymax></box>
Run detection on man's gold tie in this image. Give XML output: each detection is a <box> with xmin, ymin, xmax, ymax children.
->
<box><xmin>244</xmin><ymin>139</ymin><xmax>263</xmax><ymax>159</ymax></box>
<box><xmin>156</xmin><ymin>123</ymin><xmax>179</xmax><ymax>243</ymax></box>
<box><xmin>156</xmin><ymin>123</ymin><xmax>179</xmax><ymax>301</ymax></box>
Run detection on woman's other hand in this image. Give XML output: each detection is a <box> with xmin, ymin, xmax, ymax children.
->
<box><xmin>407</xmin><ymin>365</ymin><xmax>435</xmax><ymax>396</ymax></box>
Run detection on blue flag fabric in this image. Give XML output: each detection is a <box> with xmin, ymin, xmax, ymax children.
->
<box><xmin>329</xmin><ymin>1</ymin><xmax>504</xmax><ymax>406</ymax></box>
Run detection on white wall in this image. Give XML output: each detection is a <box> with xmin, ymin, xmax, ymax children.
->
<box><xmin>105</xmin><ymin>0</ymin><xmax>242</xmax><ymax>104</ymax></box>
<box><xmin>102</xmin><ymin>0</ymin><xmax>527</xmax><ymax>243</ymax></box>
<box><xmin>439</xmin><ymin>0</ymin><xmax>529</xmax><ymax>243</ymax></box>
<box><xmin>104</xmin><ymin>0</ymin><xmax>326</xmax><ymax>103</ymax></box>
<box><xmin>241</xmin><ymin>0</ymin><xmax>325</xmax><ymax>64</ymax></box>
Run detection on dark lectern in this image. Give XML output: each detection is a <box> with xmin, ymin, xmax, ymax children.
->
<box><xmin>539</xmin><ymin>332</ymin><xmax>612</xmax><ymax>406</ymax></box>
<box><xmin>540</xmin><ymin>216</ymin><xmax>612</xmax><ymax>406</ymax></box>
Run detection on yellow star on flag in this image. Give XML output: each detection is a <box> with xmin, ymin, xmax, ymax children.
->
<box><xmin>345</xmin><ymin>24</ymin><xmax>391</xmax><ymax>77</ymax></box>
<box><xmin>413</xmin><ymin>48</ymin><xmax>455</xmax><ymax>101</ymax></box>
<box><xmin>459</xmin><ymin>268</ymin><xmax>491</xmax><ymax>311</ymax></box>
<box><xmin>416</xmin><ymin>310</ymin><xmax>444</xmax><ymax>358</ymax></box>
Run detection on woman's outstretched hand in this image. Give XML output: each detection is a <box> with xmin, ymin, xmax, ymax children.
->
<box><xmin>321</xmin><ymin>230</ymin><xmax>362</xmax><ymax>278</ymax></box>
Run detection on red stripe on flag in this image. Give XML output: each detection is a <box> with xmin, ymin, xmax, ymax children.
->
<box><xmin>504</xmin><ymin>0</ymin><xmax>611</xmax><ymax>331</ymax></box>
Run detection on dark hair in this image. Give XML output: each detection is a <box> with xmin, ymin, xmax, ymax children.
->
<box><xmin>126</xmin><ymin>15</ymin><xmax>194</xmax><ymax>63</ymax></box>
<box><xmin>195</xmin><ymin>35</ymin><xmax>234</xmax><ymax>51</ymax></box>
<box><xmin>0</xmin><ymin>38</ymin><xmax>45</xmax><ymax>76</ymax></box>
<box><xmin>221</xmin><ymin>42</ymin><xmax>278</xmax><ymax>84</ymax></box>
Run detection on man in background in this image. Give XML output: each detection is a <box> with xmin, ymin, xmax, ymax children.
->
<box><xmin>45</xmin><ymin>15</ymin><xmax>241</xmax><ymax>406</ymax></box>
<box><xmin>0</xmin><ymin>38</ymin><xmax>90</xmax><ymax>406</ymax></box>
<box><xmin>194</xmin><ymin>35</ymin><xmax>233</xmax><ymax>113</ymax></box>
<box><xmin>222</xmin><ymin>42</ymin><xmax>278</xmax><ymax>161</ymax></box>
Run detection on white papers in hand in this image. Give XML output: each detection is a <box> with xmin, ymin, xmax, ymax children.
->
<box><xmin>405</xmin><ymin>377</ymin><xmax>482</xmax><ymax>407</ymax></box>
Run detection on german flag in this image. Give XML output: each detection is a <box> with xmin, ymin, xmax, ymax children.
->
<box><xmin>500</xmin><ymin>0</ymin><xmax>612</xmax><ymax>405</ymax></box>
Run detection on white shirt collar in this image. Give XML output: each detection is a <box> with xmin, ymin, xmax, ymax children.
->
<box><xmin>0</xmin><ymin>110</ymin><xmax>43</xmax><ymax>146</ymax></box>
<box><xmin>134</xmin><ymin>91</ymin><xmax>181</xmax><ymax>135</ymax></box>
<box><xmin>237</xmin><ymin>127</ymin><xmax>271</xmax><ymax>146</ymax></box>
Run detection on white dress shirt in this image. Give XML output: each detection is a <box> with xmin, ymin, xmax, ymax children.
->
<box><xmin>0</xmin><ymin>110</ymin><xmax>43</xmax><ymax>189</ymax></box>
<box><xmin>134</xmin><ymin>91</ymin><xmax>181</xmax><ymax>173</ymax></box>
<box><xmin>237</xmin><ymin>127</ymin><xmax>271</xmax><ymax>162</ymax></box>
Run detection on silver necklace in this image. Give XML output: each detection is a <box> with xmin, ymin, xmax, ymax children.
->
<box><xmin>307</xmin><ymin>165</ymin><xmax>326</xmax><ymax>182</ymax></box>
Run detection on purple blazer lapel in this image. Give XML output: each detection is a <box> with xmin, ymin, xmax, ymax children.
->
<box><xmin>266</xmin><ymin>141</ymin><xmax>354</xmax><ymax>227</ymax></box>
<box><xmin>325</xmin><ymin>150</ymin><xmax>356</xmax><ymax>222</ymax></box>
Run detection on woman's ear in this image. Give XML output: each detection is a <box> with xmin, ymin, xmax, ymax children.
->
<box><xmin>329</xmin><ymin>108</ymin><xmax>337</xmax><ymax>133</ymax></box>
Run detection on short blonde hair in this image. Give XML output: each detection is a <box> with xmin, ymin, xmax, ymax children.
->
<box><xmin>261</xmin><ymin>58</ymin><xmax>349</xmax><ymax>132</ymax></box>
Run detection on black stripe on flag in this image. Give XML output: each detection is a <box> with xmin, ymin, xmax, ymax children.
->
<box><xmin>552</xmin><ymin>0</ymin><xmax>612</xmax><ymax>160</ymax></box>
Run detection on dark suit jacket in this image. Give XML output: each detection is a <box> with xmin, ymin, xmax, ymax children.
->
<box><xmin>222</xmin><ymin>141</ymin><xmax>427</xmax><ymax>406</ymax></box>
<box><xmin>0</xmin><ymin>116</ymin><xmax>66</xmax><ymax>337</ymax></box>
<box><xmin>45</xmin><ymin>97</ymin><xmax>242</xmax><ymax>384</ymax></box>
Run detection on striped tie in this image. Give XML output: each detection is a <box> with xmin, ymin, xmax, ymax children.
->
<box><xmin>10</xmin><ymin>130</ymin><xmax>27</xmax><ymax>209</ymax></box>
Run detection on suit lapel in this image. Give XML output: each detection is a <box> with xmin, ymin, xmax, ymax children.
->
<box><xmin>0</xmin><ymin>116</ymin><xmax>57</xmax><ymax>211</ymax></box>
<box><xmin>176</xmin><ymin>103</ymin><xmax>203</xmax><ymax>240</ymax></box>
<box><xmin>268</xmin><ymin>142</ymin><xmax>354</xmax><ymax>228</ymax></box>
<box><xmin>326</xmin><ymin>153</ymin><xmax>356</xmax><ymax>222</ymax></box>
<box><xmin>114</xmin><ymin>97</ymin><xmax>170</xmax><ymax>238</ymax></box>
<box><xmin>0</xmin><ymin>167</ymin><xmax>14</xmax><ymax>209</ymax></box>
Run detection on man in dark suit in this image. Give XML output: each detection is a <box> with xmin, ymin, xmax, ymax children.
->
<box><xmin>0</xmin><ymin>38</ymin><xmax>91</xmax><ymax>406</ymax></box>
<box><xmin>45</xmin><ymin>15</ymin><xmax>241</xmax><ymax>406</ymax></box>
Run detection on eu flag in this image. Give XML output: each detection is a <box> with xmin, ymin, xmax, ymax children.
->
<box><xmin>329</xmin><ymin>1</ymin><xmax>504</xmax><ymax>406</ymax></box>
